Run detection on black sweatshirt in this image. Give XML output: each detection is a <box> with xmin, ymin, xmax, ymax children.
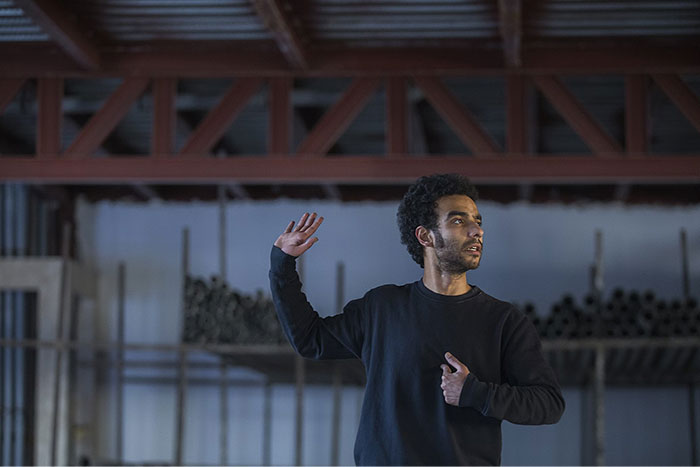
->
<box><xmin>269</xmin><ymin>246</ymin><xmax>565</xmax><ymax>466</ymax></box>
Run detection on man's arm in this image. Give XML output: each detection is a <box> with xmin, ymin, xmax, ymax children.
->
<box><xmin>269</xmin><ymin>213</ymin><xmax>365</xmax><ymax>360</ymax></box>
<box><xmin>442</xmin><ymin>310</ymin><xmax>565</xmax><ymax>425</ymax></box>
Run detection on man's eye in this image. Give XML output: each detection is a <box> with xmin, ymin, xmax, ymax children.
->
<box><xmin>453</xmin><ymin>219</ymin><xmax>463</xmax><ymax>224</ymax></box>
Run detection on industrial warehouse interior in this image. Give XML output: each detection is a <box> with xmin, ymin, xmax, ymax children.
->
<box><xmin>1</xmin><ymin>0</ymin><xmax>700</xmax><ymax>465</ymax></box>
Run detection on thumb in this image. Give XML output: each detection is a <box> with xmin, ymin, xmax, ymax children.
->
<box><xmin>445</xmin><ymin>352</ymin><xmax>467</xmax><ymax>373</ymax></box>
<box><xmin>440</xmin><ymin>364</ymin><xmax>452</xmax><ymax>376</ymax></box>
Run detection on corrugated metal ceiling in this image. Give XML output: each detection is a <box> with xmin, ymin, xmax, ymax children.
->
<box><xmin>0</xmin><ymin>0</ymin><xmax>47</xmax><ymax>41</ymax></box>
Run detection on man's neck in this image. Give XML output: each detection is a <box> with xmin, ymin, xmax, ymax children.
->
<box><xmin>421</xmin><ymin>266</ymin><xmax>471</xmax><ymax>296</ymax></box>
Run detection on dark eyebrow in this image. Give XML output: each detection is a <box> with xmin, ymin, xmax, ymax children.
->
<box><xmin>446</xmin><ymin>210</ymin><xmax>482</xmax><ymax>221</ymax></box>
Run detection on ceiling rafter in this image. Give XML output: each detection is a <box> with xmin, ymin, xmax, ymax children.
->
<box><xmin>12</xmin><ymin>0</ymin><xmax>100</xmax><ymax>70</ymax></box>
<box><xmin>250</xmin><ymin>0</ymin><xmax>308</xmax><ymax>69</ymax></box>
<box><xmin>498</xmin><ymin>0</ymin><xmax>522</xmax><ymax>68</ymax></box>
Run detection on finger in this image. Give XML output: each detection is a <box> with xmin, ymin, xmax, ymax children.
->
<box><xmin>294</xmin><ymin>213</ymin><xmax>309</xmax><ymax>232</ymax></box>
<box><xmin>445</xmin><ymin>352</ymin><xmax>467</xmax><ymax>373</ymax></box>
<box><xmin>441</xmin><ymin>364</ymin><xmax>452</xmax><ymax>375</ymax></box>
<box><xmin>304</xmin><ymin>216</ymin><xmax>324</xmax><ymax>236</ymax></box>
<box><xmin>297</xmin><ymin>237</ymin><xmax>319</xmax><ymax>254</ymax></box>
<box><xmin>284</xmin><ymin>220</ymin><xmax>295</xmax><ymax>234</ymax></box>
<box><xmin>301</xmin><ymin>212</ymin><xmax>317</xmax><ymax>231</ymax></box>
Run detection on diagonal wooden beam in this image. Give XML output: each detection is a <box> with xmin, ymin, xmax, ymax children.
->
<box><xmin>64</xmin><ymin>78</ymin><xmax>151</xmax><ymax>158</ymax></box>
<box><xmin>268</xmin><ymin>77</ymin><xmax>292</xmax><ymax>155</ymax></box>
<box><xmin>296</xmin><ymin>78</ymin><xmax>382</xmax><ymax>157</ymax></box>
<box><xmin>13</xmin><ymin>0</ymin><xmax>100</xmax><ymax>70</ymax></box>
<box><xmin>652</xmin><ymin>74</ymin><xmax>700</xmax><ymax>134</ymax></box>
<box><xmin>386</xmin><ymin>77</ymin><xmax>408</xmax><ymax>157</ymax></box>
<box><xmin>414</xmin><ymin>76</ymin><xmax>501</xmax><ymax>155</ymax></box>
<box><xmin>251</xmin><ymin>0</ymin><xmax>308</xmax><ymax>69</ymax></box>
<box><xmin>498</xmin><ymin>0</ymin><xmax>522</xmax><ymax>68</ymax></box>
<box><xmin>625</xmin><ymin>75</ymin><xmax>649</xmax><ymax>154</ymax></box>
<box><xmin>532</xmin><ymin>75</ymin><xmax>622</xmax><ymax>155</ymax></box>
<box><xmin>152</xmin><ymin>78</ymin><xmax>177</xmax><ymax>157</ymax></box>
<box><xmin>37</xmin><ymin>78</ymin><xmax>63</xmax><ymax>158</ymax></box>
<box><xmin>0</xmin><ymin>79</ymin><xmax>26</xmax><ymax>114</ymax></box>
<box><xmin>179</xmin><ymin>78</ymin><xmax>263</xmax><ymax>156</ymax></box>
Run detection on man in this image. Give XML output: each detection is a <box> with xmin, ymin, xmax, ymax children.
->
<box><xmin>269</xmin><ymin>173</ymin><xmax>564</xmax><ymax>465</ymax></box>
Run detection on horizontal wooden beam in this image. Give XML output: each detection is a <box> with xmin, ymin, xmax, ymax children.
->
<box><xmin>1</xmin><ymin>155</ymin><xmax>698</xmax><ymax>184</ymax></box>
<box><xmin>1</xmin><ymin>45</ymin><xmax>699</xmax><ymax>77</ymax></box>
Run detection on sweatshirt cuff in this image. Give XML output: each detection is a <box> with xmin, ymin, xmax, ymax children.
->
<box><xmin>459</xmin><ymin>372</ymin><xmax>490</xmax><ymax>415</ymax></box>
<box><xmin>270</xmin><ymin>245</ymin><xmax>298</xmax><ymax>276</ymax></box>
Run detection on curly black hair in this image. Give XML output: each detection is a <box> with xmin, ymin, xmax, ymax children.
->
<box><xmin>396</xmin><ymin>173</ymin><xmax>479</xmax><ymax>268</ymax></box>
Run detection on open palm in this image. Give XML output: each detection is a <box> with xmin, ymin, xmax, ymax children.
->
<box><xmin>274</xmin><ymin>212</ymin><xmax>324</xmax><ymax>257</ymax></box>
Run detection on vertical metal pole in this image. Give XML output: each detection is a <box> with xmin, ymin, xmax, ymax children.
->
<box><xmin>690</xmin><ymin>384</ymin><xmax>698</xmax><ymax>466</ymax></box>
<box><xmin>680</xmin><ymin>228</ymin><xmax>689</xmax><ymax>301</ymax></box>
<box><xmin>295</xmin><ymin>253</ymin><xmax>305</xmax><ymax>466</ymax></box>
<box><xmin>330</xmin><ymin>261</ymin><xmax>345</xmax><ymax>466</ymax></box>
<box><xmin>50</xmin><ymin>222</ymin><xmax>71</xmax><ymax>466</ymax></box>
<box><xmin>593</xmin><ymin>345</ymin><xmax>606</xmax><ymax>466</ymax></box>
<box><xmin>590</xmin><ymin>230</ymin><xmax>604</xmax><ymax>299</ymax></box>
<box><xmin>116</xmin><ymin>263</ymin><xmax>125</xmax><ymax>463</ymax></box>
<box><xmin>262</xmin><ymin>382</ymin><xmax>272</xmax><ymax>466</ymax></box>
<box><xmin>330</xmin><ymin>366</ymin><xmax>342</xmax><ymax>466</ymax></box>
<box><xmin>218</xmin><ymin>185</ymin><xmax>227</xmax><ymax>283</ymax></box>
<box><xmin>295</xmin><ymin>355</ymin><xmax>305</xmax><ymax>466</ymax></box>
<box><xmin>219</xmin><ymin>360</ymin><xmax>228</xmax><ymax>466</ymax></box>
<box><xmin>217</xmin><ymin>184</ymin><xmax>228</xmax><ymax>466</ymax></box>
<box><xmin>0</xmin><ymin>185</ymin><xmax>4</xmax><ymax>466</ymax></box>
<box><xmin>9</xmin><ymin>184</ymin><xmax>20</xmax><ymax>464</ymax></box>
<box><xmin>175</xmin><ymin>228</ymin><xmax>189</xmax><ymax>465</ymax></box>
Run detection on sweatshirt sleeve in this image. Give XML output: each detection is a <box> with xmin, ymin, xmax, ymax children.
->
<box><xmin>269</xmin><ymin>245</ymin><xmax>365</xmax><ymax>360</ymax></box>
<box><xmin>458</xmin><ymin>308</ymin><xmax>565</xmax><ymax>425</ymax></box>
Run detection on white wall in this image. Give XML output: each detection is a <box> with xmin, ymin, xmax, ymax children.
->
<box><xmin>76</xmin><ymin>197</ymin><xmax>700</xmax><ymax>465</ymax></box>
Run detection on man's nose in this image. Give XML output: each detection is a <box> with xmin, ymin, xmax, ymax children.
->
<box><xmin>469</xmin><ymin>222</ymin><xmax>484</xmax><ymax>238</ymax></box>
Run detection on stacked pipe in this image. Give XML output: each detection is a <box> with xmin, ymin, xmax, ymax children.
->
<box><xmin>183</xmin><ymin>275</ymin><xmax>287</xmax><ymax>345</ymax></box>
<box><xmin>524</xmin><ymin>288</ymin><xmax>699</xmax><ymax>339</ymax></box>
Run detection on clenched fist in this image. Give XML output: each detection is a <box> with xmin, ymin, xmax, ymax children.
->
<box><xmin>440</xmin><ymin>352</ymin><xmax>470</xmax><ymax>406</ymax></box>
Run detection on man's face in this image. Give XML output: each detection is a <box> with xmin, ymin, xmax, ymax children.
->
<box><xmin>431</xmin><ymin>195</ymin><xmax>484</xmax><ymax>274</ymax></box>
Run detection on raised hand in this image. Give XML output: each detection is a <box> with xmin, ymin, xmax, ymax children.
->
<box><xmin>274</xmin><ymin>212</ymin><xmax>324</xmax><ymax>257</ymax></box>
<box><xmin>440</xmin><ymin>352</ymin><xmax>470</xmax><ymax>406</ymax></box>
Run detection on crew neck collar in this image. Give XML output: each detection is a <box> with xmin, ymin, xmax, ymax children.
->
<box><xmin>415</xmin><ymin>279</ymin><xmax>481</xmax><ymax>303</ymax></box>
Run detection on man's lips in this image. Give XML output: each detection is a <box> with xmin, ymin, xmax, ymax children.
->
<box><xmin>464</xmin><ymin>243</ymin><xmax>482</xmax><ymax>254</ymax></box>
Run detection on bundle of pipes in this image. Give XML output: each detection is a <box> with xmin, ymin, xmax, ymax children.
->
<box><xmin>525</xmin><ymin>289</ymin><xmax>699</xmax><ymax>339</ymax></box>
<box><xmin>182</xmin><ymin>275</ymin><xmax>287</xmax><ymax>345</ymax></box>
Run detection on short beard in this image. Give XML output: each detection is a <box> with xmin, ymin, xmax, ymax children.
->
<box><xmin>433</xmin><ymin>229</ymin><xmax>481</xmax><ymax>275</ymax></box>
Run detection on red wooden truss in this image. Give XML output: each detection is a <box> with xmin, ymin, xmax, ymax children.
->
<box><xmin>0</xmin><ymin>72</ymin><xmax>699</xmax><ymax>184</ymax></box>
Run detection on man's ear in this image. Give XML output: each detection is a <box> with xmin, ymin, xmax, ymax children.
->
<box><xmin>415</xmin><ymin>226</ymin><xmax>433</xmax><ymax>248</ymax></box>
